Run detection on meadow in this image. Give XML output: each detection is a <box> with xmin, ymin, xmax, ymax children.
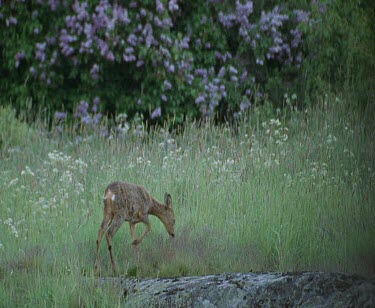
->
<box><xmin>0</xmin><ymin>95</ymin><xmax>374</xmax><ymax>306</ymax></box>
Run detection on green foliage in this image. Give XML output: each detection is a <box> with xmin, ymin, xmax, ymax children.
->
<box><xmin>301</xmin><ymin>0</ymin><xmax>375</xmax><ymax>107</ymax></box>
<box><xmin>0</xmin><ymin>105</ymin><xmax>32</xmax><ymax>157</ymax></box>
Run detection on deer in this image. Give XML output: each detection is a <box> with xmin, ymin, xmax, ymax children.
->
<box><xmin>94</xmin><ymin>181</ymin><xmax>175</xmax><ymax>275</ymax></box>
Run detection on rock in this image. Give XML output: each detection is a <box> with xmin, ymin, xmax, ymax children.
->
<box><xmin>98</xmin><ymin>272</ymin><xmax>375</xmax><ymax>307</ymax></box>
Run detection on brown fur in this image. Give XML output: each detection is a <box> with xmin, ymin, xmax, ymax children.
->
<box><xmin>94</xmin><ymin>181</ymin><xmax>175</xmax><ymax>275</ymax></box>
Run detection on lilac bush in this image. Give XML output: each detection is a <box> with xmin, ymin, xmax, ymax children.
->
<box><xmin>0</xmin><ymin>0</ymin><xmax>312</xmax><ymax>126</ymax></box>
<box><xmin>218</xmin><ymin>2</ymin><xmax>308</xmax><ymax>67</ymax></box>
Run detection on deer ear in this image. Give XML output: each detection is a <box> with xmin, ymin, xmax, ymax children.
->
<box><xmin>164</xmin><ymin>192</ymin><xmax>172</xmax><ymax>208</ymax></box>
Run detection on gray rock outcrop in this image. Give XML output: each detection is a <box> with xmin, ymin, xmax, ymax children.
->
<box><xmin>99</xmin><ymin>271</ymin><xmax>375</xmax><ymax>307</ymax></box>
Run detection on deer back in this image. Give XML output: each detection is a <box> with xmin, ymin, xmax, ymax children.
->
<box><xmin>105</xmin><ymin>181</ymin><xmax>153</xmax><ymax>220</ymax></box>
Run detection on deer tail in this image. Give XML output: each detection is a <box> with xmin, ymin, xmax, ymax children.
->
<box><xmin>102</xmin><ymin>189</ymin><xmax>115</xmax><ymax>228</ymax></box>
<box><xmin>104</xmin><ymin>189</ymin><xmax>115</xmax><ymax>205</ymax></box>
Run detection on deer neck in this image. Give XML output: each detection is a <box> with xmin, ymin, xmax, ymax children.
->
<box><xmin>149</xmin><ymin>198</ymin><xmax>166</xmax><ymax>220</ymax></box>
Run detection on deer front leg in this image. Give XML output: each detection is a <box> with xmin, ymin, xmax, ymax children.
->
<box><xmin>130</xmin><ymin>223</ymin><xmax>139</xmax><ymax>253</ymax></box>
<box><xmin>130</xmin><ymin>218</ymin><xmax>151</xmax><ymax>247</ymax></box>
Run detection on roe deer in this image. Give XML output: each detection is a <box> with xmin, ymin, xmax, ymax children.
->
<box><xmin>94</xmin><ymin>181</ymin><xmax>175</xmax><ymax>275</ymax></box>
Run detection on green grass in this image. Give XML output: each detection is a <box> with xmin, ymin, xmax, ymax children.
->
<box><xmin>0</xmin><ymin>96</ymin><xmax>374</xmax><ymax>305</ymax></box>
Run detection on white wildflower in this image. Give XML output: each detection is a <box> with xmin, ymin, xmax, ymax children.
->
<box><xmin>225</xmin><ymin>158</ymin><xmax>235</xmax><ymax>165</ymax></box>
<box><xmin>326</xmin><ymin>134</ymin><xmax>337</xmax><ymax>144</ymax></box>
<box><xmin>8</xmin><ymin>178</ymin><xmax>19</xmax><ymax>188</ymax></box>
<box><xmin>283</xmin><ymin>173</ymin><xmax>293</xmax><ymax>187</ymax></box>
<box><xmin>4</xmin><ymin>218</ymin><xmax>19</xmax><ymax>238</ymax></box>
<box><xmin>117</xmin><ymin>123</ymin><xmax>130</xmax><ymax>135</ymax></box>
<box><xmin>75</xmin><ymin>182</ymin><xmax>84</xmax><ymax>195</ymax></box>
<box><xmin>21</xmin><ymin>166</ymin><xmax>35</xmax><ymax>177</ymax></box>
<box><xmin>8</xmin><ymin>147</ymin><xmax>21</xmax><ymax>154</ymax></box>
<box><xmin>264</xmin><ymin>159</ymin><xmax>272</xmax><ymax>168</ymax></box>
<box><xmin>270</xmin><ymin>119</ymin><xmax>281</xmax><ymax>126</ymax></box>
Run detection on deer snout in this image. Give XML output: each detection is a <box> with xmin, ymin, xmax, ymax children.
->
<box><xmin>170</xmin><ymin>232</ymin><xmax>175</xmax><ymax>238</ymax></box>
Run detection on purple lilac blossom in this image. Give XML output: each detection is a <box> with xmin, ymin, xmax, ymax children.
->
<box><xmin>154</xmin><ymin>16</ymin><xmax>163</xmax><ymax>28</ymax></box>
<box><xmin>124</xmin><ymin>54</ymin><xmax>136</xmax><ymax>62</ymax></box>
<box><xmin>76</xmin><ymin>100</ymin><xmax>89</xmax><ymax>118</ymax></box>
<box><xmin>186</xmin><ymin>74</ymin><xmax>194</xmax><ymax>85</ymax></box>
<box><xmin>15</xmin><ymin>51</ymin><xmax>26</xmax><ymax>68</ymax></box>
<box><xmin>164</xmin><ymin>80</ymin><xmax>172</xmax><ymax>90</ymax></box>
<box><xmin>136</xmin><ymin>60</ymin><xmax>144</xmax><ymax>67</ymax></box>
<box><xmin>93</xmin><ymin>113</ymin><xmax>102</xmax><ymax>124</ymax></box>
<box><xmin>195</xmin><ymin>94</ymin><xmax>206</xmax><ymax>104</ymax></box>
<box><xmin>46</xmin><ymin>36</ymin><xmax>57</xmax><ymax>45</ymax></box>
<box><xmin>59</xmin><ymin>29</ymin><xmax>76</xmax><ymax>56</ymax></box>
<box><xmin>81</xmin><ymin>115</ymin><xmax>92</xmax><ymax>125</ymax></box>
<box><xmin>293</xmin><ymin>9</ymin><xmax>310</xmax><ymax>23</ymax></box>
<box><xmin>167</xmin><ymin>63</ymin><xmax>175</xmax><ymax>73</ymax></box>
<box><xmin>151</xmin><ymin>107</ymin><xmax>161</xmax><ymax>119</ymax></box>
<box><xmin>127</xmin><ymin>34</ymin><xmax>138</xmax><ymax>46</ymax></box>
<box><xmin>156</xmin><ymin>0</ymin><xmax>165</xmax><ymax>14</ymax></box>
<box><xmin>90</xmin><ymin>64</ymin><xmax>100</xmax><ymax>80</ymax></box>
<box><xmin>35</xmin><ymin>42</ymin><xmax>47</xmax><ymax>62</ymax></box>
<box><xmin>180</xmin><ymin>37</ymin><xmax>190</xmax><ymax>49</ymax></box>
<box><xmin>240</xmin><ymin>99</ymin><xmax>251</xmax><ymax>111</ymax></box>
<box><xmin>55</xmin><ymin>111</ymin><xmax>67</xmax><ymax>121</ymax></box>
<box><xmin>291</xmin><ymin>28</ymin><xmax>302</xmax><ymax>48</ymax></box>
<box><xmin>30</xmin><ymin>66</ymin><xmax>37</xmax><ymax>78</ymax></box>
<box><xmin>6</xmin><ymin>17</ymin><xmax>18</xmax><ymax>27</ymax></box>
<box><xmin>49</xmin><ymin>0</ymin><xmax>59</xmax><ymax>11</ymax></box>
<box><xmin>229</xmin><ymin>66</ymin><xmax>238</xmax><ymax>75</ymax></box>
<box><xmin>241</xmin><ymin>70</ymin><xmax>248</xmax><ymax>81</ymax></box>
<box><xmin>92</xmin><ymin>97</ymin><xmax>100</xmax><ymax>112</ymax></box>
<box><xmin>168</xmin><ymin>0</ymin><xmax>179</xmax><ymax>12</ymax></box>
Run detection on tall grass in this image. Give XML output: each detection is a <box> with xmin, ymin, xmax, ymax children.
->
<box><xmin>0</xmin><ymin>96</ymin><xmax>374</xmax><ymax>305</ymax></box>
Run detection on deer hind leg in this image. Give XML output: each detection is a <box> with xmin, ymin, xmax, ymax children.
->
<box><xmin>94</xmin><ymin>212</ymin><xmax>113</xmax><ymax>273</ymax></box>
<box><xmin>106</xmin><ymin>215</ymin><xmax>123</xmax><ymax>275</ymax></box>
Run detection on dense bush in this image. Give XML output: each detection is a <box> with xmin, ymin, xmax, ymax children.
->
<box><xmin>0</xmin><ymin>105</ymin><xmax>32</xmax><ymax>157</ymax></box>
<box><xmin>0</xmin><ymin>1</ymin><xmax>374</xmax><ymax>124</ymax></box>
<box><xmin>301</xmin><ymin>0</ymin><xmax>375</xmax><ymax>107</ymax></box>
